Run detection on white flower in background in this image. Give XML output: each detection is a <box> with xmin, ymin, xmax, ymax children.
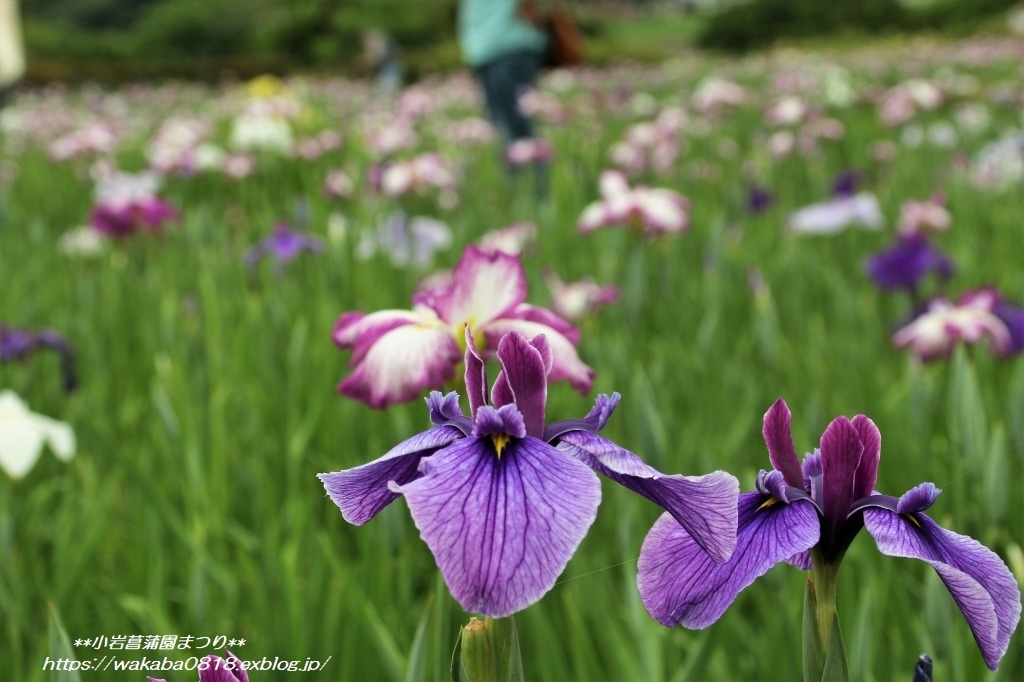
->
<box><xmin>971</xmin><ymin>132</ymin><xmax>1024</xmax><ymax>190</ymax></box>
<box><xmin>230</xmin><ymin>111</ymin><xmax>294</xmax><ymax>154</ymax></box>
<box><xmin>0</xmin><ymin>390</ymin><xmax>75</xmax><ymax>478</ymax></box>
<box><xmin>193</xmin><ymin>143</ymin><xmax>226</xmax><ymax>171</ymax></box>
<box><xmin>954</xmin><ymin>103</ymin><xmax>991</xmax><ymax>134</ymax></box>
<box><xmin>59</xmin><ymin>225</ymin><xmax>106</xmax><ymax>258</ymax></box>
<box><xmin>691</xmin><ymin>78</ymin><xmax>747</xmax><ymax>113</ymax></box>
<box><xmin>786</xmin><ymin>193</ymin><xmax>884</xmax><ymax>235</ymax></box>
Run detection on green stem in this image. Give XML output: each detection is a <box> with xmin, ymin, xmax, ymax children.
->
<box><xmin>803</xmin><ymin>551</ymin><xmax>849</xmax><ymax>682</ymax></box>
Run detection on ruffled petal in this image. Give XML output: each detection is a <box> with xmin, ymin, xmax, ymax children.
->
<box><xmin>864</xmin><ymin>507</ymin><xmax>1021</xmax><ymax>670</ymax></box>
<box><xmin>483</xmin><ymin>319</ymin><xmax>593</xmax><ymax>393</ymax></box>
<box><xmin>318</xmin><ymin>425</ymin><xmax>463</xmax><ymax>525</ymax></box>
<box><xmin>337</xmin><ymin>323</ymin><xmax>461</xmax><ymax>409</ymax></box>
<box><xmin>638</xmin><ymin>491</ymin><xmax>820</xmax><ymax>628</ymax></box>
<box><xmin>557</xmin><ymin>430</ymin><xmax>739</xmax><ymax>562</ymax></box>
<box><xmin>396</xmin><ymin>436</ymin><xmax>601</xmax><ymax>617</ymax></box>
<box><xmin>762</xmin><ymin>398</ymin><xmax>804</xmax><ymax>488</ymax></box>
<box><xmin>333</xmin><ymin>308</ymin><xmax>433</xmax><ymax>363</ymax></box>
<box><xmin>432</xmin><ymin>247</ymin><xmax>527</xmax><ymax>328</ymax></box>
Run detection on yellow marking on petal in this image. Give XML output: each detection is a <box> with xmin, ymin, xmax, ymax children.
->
<box><xmin>757</xmin><ymin>497</ymin><xmax>779</xmax><ymax>511</ymax></box>
<box><xmin>903</xmin><ymin>513</ymin><xmax>921</xmax><ymax>528</ymax></box>
<box><xmin>491</xmin><ymin>433</ymin><xmax>511</xmax><ymax>458</ymax></box>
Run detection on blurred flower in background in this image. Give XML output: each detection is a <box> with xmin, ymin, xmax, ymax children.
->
<box><xmin>89</xmin><ymin>171</ymin><xmax>178</xmax><ymax>237</ymax></box>
<box><xmin>1</xmin><ymin>325</ymin><xmax>77</xmax><ymax>392</ymax></box>
<box><xmin>245</xmin><ymin>221</ymin><xmax>324</xmax><ymax>271</ymax></box>
<box><xmin>0</xmin><ymin>390</ymin><xmax>75</xmax><ymax>479</ymax></box>
<box><xmin>333</xmin><ymin>246</ymin><xmax>594</xmax><ymax>408</ymax></box>
<box><xmin>578</xmin><ymin>170</ymin><xmax>690</xmax><ymax>239</ymax></box>
<box><xmin>356</xmin><ymin>211</ymin><xmax>451</xmax><ymax>269</ymax></box>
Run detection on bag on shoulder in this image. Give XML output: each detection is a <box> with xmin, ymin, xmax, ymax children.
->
<box><xmin>520</xmin><ymin>0</ymin><xmax>584</xmax><ymax>69</ymax></box>
<box><xmin>543</xmin><ymin>3</ymin><xmax>583</xmax><ymax>68</ymax></box>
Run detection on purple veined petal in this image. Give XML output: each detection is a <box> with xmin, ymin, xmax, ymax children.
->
<box><xmin>864</xmin><ymin>507</ymin><xmax>1022</xmax><ymax>670</ymax></box>
<box><xmin>638</xmin><ymin>491</ymin><xmax>820</xmax><ymax>628</ymax></box>
<box><xmin>396</xmin><ymin>436</ymin><xmax>601</xmax><ymax>617</ymax></box>
<box><xmin>483</xmin><ymin>319</ymin><xmax>594</xmax><ymax>393</ymax></box>
<box><xmin>762</xmin><ymin>398</ymin><xmax>804</xmax><ymax>488</ymax></box>
<box><xmin>464</xmin><ymin>326</ymin><xmax>487</xmax><ymax>419</ymax></box>
<box><xmin>896</xmin><ymin>481</ymin><xmax>941</xmax><ymax>514</ymax></box>
<box><xmin>543</xmin><ymin>393</ymin><xmax>620</xmax><ymax>442</ymax></box>
<box><xmin>819</xmin><ymin>416</ymin><xmax>864</xmax><ymax>551</ymax></box>
<box><xmin>426</xmin><ymin>392</ymin><xmax>472</xmax><ymax>434</ymax></box>
<box><xmin>557</xmin><ymin>430</ymin><xmax>739</xmax><ymax>563</ymax></box>
<box><xmin>786</xmin><ymin>550</ymin><xmax>813</xmax><ymax>570</ymax></box>
<box><xmin>337</xmin><ymin>322</ymin><xmax>461</xmax><ymax>409</ymax></box>
<box><xmin>318</xmin><ymin>424</ymin><xmax>464</xmax><ymax>525</ymax></box>
<box><xmin>490</xmin><ymin>332</ymin><xmax>549</xmax><ymax>438</ymax></box>
<box><xmin>850</xmin><ymin>414</ymin><xmax>881</xmax><ymax>500</ymax></box>
<box><xmin>432</xmin><ymin>246</ymin><xmax>527</xmax><ymax>328</ymax></box>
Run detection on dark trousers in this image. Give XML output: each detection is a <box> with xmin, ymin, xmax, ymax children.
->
<box><xmin>475</xmin><ymin>50</ymin><xmax>542</xmax><ymax>142</ymax></box>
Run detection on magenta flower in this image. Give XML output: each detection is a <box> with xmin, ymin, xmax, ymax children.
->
<box><xmin>320</xmin><ymin>330</ymin><xmax>739</xmax><ymax>616</ymax></box>
<box><xmin>543</xmin><ymin>271</ymin><xmax>620</xmax><ymax>322</ymax></box>
<box><xmin>89</xmin><ymin>171</ymin><xmax>177</xmax><ymax>237</ymax></box>
<box><xmin>638</xmin><ymin>398</ymin><xmax>1021</xmax><ymax>670</ymax></box>
<box><xmin>333</xmin><ymin>246</ymin><xmax>594</xmax><ymax>408</ymax></box>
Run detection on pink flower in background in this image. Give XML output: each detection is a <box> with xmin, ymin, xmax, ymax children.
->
<box><xmin>323</xmin><ymin>169</ymin><xmax>354</xmax><ymax>199</ymax></box>
<box><xmin>544</xmin><ymin>271</ymin><xmax>620</xmax><ymax>322</ymax></box>
<box><xmin>691</xmin><ymin>78</ymin><xmax>748</xmax><ymax>114</ymax></box>
<box><xmin>333</xmin><ymin>246</ymin><xmax>594</xmax><ymax>408</ymax></box>
<box><xmin>376</xmin><ymin>153</ymin><xmax>458</xmax><ymax>200</ymax></box>
<box><xmin>893</xmin><ymin>291</ymin><xmax>1012</xmax><ymax>362</ymax></box>
<box><xmin>898</xmin><ymin>193</ymin><xmax>951</xmax><ymax>237</ymax></box>
<box><xmin>47</xmin><ymin>122</ymin><xmax>120</xmax><ymax>161</ymax></box>
<box><xmin>475</xmin><ymin>222</ymin><xmax>537</xmax><ymax>256</ymax></box>
<box><xmin>578</xmin><ymin>170</ymin><xmax>690</xmax><ymax>239</ymax></box>
<box><xmin>786</xmin><ymin>193</ymin><xmax>883</xmax><ymax>235</ymax></box>
<box><xmin>505</xmin><ymin>138</ymin><xmax>553</xmax><ymax>166</ymax></box>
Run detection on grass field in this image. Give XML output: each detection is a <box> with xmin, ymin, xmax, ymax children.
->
<box><xmin>1</xmin><ymin>35</ymin><xmax>1023</xmax><ymax>682</ymax></box>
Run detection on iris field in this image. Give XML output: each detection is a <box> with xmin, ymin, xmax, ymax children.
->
<box><xmin>2</xmin><ymin>36</ymin><xmax>1023</xmax><ymax>682</ymax></box>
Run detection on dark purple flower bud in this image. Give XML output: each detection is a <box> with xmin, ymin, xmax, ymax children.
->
<box><xmin>913</xmin><ymin>654</ymin><xmax>933</xmax><ymax>682</ymax></box>
<box><xmin>831</xmin><ymin>170</ymin><xmax>860</xmax><ymax>198</ymax></box>
<box><xmin>747</xmin><ymin>185</ymin><xmax>775</xmax><ymax>214</ymax></box>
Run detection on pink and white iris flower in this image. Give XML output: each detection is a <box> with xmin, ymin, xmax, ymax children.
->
<box><xmin>578</xmin><ymin>170</ymin><xmax>690</xmax><ymax>239</ymax></box>
<box><xmin>893</xmin><ymin>291</ymin><xmax>1013</xmax><ymax>362</ymax></box>
<box><xmin>333</xmin><ymin>246</ymin><xmax>594</xmax><ymax>409</ymax></box>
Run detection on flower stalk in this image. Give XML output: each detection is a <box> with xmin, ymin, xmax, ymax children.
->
<box><xmin>803</xmin><ymin>553</ymin><xmax>848</xmax><ymax>682</ymax></box>
<box><xmin>457</xmin><ymin>616</ymin><xmax>523</xmax><ymax>682</ymax></box>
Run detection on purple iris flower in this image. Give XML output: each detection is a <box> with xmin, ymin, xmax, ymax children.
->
<box><xmin>865</xmin><ymin>233</ymin><xmax>954</xmax><ymax>292</ymax></box>
<box><xmin>992</xmin><ymin>298</ymin><xmax>1024</xmax><ymax>355</ymax></box>
<box><xmin>1</xmin><ymin>325</ymin><xmax>77</xmax><ymax>392</ymax></box>
<box><xmin>638</xmin><ymin>398</ymin><xmax>1021</xmax><ymax>671</ymax></box>
<box><xmin>244</xmin><ymin>222</ymin><xmax>324</xmax><ymax>270</ymax></box>
<box><xmin>320</xmin><ymin>329</ymin><xmax>739</xmax><ymax>617</ymax></box>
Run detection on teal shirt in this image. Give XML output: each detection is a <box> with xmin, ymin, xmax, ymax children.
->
<box><xmin>458</xmin><ymin>0</ymin><xmax>547</xmax><ymax>68</ymax></box>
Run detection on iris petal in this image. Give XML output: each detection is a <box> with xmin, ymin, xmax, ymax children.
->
<box><xmin>558</xmin><ymin>430</ymin><xmax>739</xmax><ymax>562</ymax></box>
<box><xmin>396</xmin><ymin>436</ymin><xmax>601</xmax><ymax>617</ymax></box>
<box><xmin>317</xmin><ymin>425</ymin><xmax>463</xmax><ymax>525</ymax></box>
<box><xmin>637</xmin><ymin>491</ymin><xmax>819</xmax><ymax>628</ymax></box>
<box><xmin>762</xmin><ymin>398</ymin><xmax>804</xmax><ymax>489</ymax></box>
<box><xmin>864</xmin><ymin>507</ymin><xmax>1021</xmax><ymax>670</ymax></box>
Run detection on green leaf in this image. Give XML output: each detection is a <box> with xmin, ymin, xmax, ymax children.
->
<box><xmin>802</xmin><ymin>576</ymin><xmax>849</xmax><ymax>682</ymax></box>
<box><xmin>47</xmin><ymin>603</ymin><xmax>81</xmax><ymax>682</ymax></box>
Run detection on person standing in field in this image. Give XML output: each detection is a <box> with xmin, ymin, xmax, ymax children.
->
<box><xmin>458</xmin><ymin>0</ymin><xmax>549</xmax><ymax>196</ymax></box>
